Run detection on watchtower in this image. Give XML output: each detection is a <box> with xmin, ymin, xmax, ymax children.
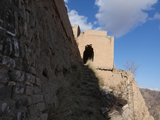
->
<box><xmin>73</xmin><ymin>25</ymin><xmax>114</xmax><ymax>68</ymax></box>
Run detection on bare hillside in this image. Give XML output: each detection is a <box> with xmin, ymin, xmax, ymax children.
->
<box><xmin>140</xmin><ymin>88</ymin><xmax>160</xmax><ymax>120</ymax></box>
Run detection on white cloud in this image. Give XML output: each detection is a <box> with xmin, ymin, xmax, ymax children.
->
<box><xmin>68</xmin><ymin>10</ymin><xmax>93</xmax><ymax>32</ymax></box>
<box><xmin>95</xmin><ymin>0</ymin><xmax>158</xmax><ymax>37</ymax></box>
<box><xmin>153</xmin><ymin>12</ymin><xmax>160</xmax><ymax>20</ymax></box>
<box><xmin>64</xmin><ymin>0</ymin><xmax>68</xmax><ymax>3</ymax></box>
<box><xmin>94</xmin><ymin>21</ymin><xmax>97</xmax><ymax>25</ymax></box>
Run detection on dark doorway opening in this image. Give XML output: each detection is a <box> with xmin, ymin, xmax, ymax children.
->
<box><xmin>83</xmin><ymin>44</ymin><xmax>94</xmax><ymax>64</ymax></box>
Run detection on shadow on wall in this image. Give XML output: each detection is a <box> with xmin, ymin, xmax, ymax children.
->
<box><xmin>49</xmin><ymin>61</ymin><xmax>128</xmax><ymax>120</ymax></box>
<box><xmin>49</xmin><ymin>61</ymin><xmax>109</xmax><ymax>120</ymax></box>
<box><xmin>83</xmin><ymin>44</ymin><xmax>94</xmax><ymax>64</ymax></box>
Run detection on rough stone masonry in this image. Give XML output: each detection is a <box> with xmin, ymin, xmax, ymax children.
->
<box><xmin>0</xmin><ymin>0</ymin><xmax>80</xmax><ymax>119</ymax></box>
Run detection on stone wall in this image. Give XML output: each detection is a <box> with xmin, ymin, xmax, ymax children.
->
<box><xmin>0</xmin><ymin>0</ymin><xmax>80</xmax><ymax>119</ymax></box>
<box><xmin>73</xmin><ymin>25</ymin><xmax>114</xmax><ymax>68</ymax></box>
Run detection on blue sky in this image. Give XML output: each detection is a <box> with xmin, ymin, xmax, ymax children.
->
<box><xmin>64</xmin><ymin>0</ymin><xmax>160</xmax><ymax>91</ymax></box>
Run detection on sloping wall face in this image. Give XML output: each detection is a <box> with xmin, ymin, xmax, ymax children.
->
<box><xmin>76</xmin><ymin>30</ymin><xmax>114</xmax><ymax>68</ymax></box>
<box><xmin>0</xmin><ymin>0</ymin><xmax>80</xmax><ymax>119</ymax></box>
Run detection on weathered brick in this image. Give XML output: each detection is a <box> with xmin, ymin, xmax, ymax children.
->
<box><xmin>22</xmin><ymin>60</ymin><xmax>30</xmax><ymax>72</ymax></box>
<box><xmin>19</xmin><ymin>43</ymin><xmax>25</xmax><ymax>59</ymax></box>
<box><xmin>14</xmin><ymin>84</ymin><xmax>25</xmax><ymax>94</ymax></box>
<box><xmin>14</xmin><ymin>58</ymin><xmax>22</xmax><ymax>70</ymax></box>
<box><xmin>0</xmin><ymin>100</ymin><xmax>16</xmax><ymax>113</ymax></box>
<box><xmin>24</xmin><ymin>44</ymin><xmax>29</xmax><ymax>61</ymax></box>
<box><xmin>22</xmin><ymin>5</ymin><xmax>26</xmax><ymax>21</ymax></box>
<box><xmin>31</xmin><ymin>95</ymin><xmax>43</xmax><ymax>104</ymax></box>
<box><xmin>0</xmin><ymin>86</ymin><xmax>12</xmax><ymax>99</ymax></box>
<box><xmin>28</xmin><ymin>105</ymin><xmax>39</xmax><ymax>118</ymax></box>
<box><xmin>24</xmin><ymin>0</ymin><xmax>29</xmax><ymax>4</ymax></box>
<box><xmin>25</xmin><ymin>73</ymin><xmax>35</xmax><ymax>84</ymax></box>
<box><xmin>12</xmin><ymin>39</ymin><xmax>19</xmax><ymax>57</ymax></box>
<box><xmin>8</xmin><ymin>81</ymin><xmax>16</xmax><ymax>86</ymax></box>
<box><xmin>29</xmin><ymin>66</ymin><xmax>36</xmax><ymax>75</ymax></box>
<box><xmin>10</xmin><ymin>70</ymin><xmax>25</xmax><ymax>82</ymax></box>
<box><xmin>0</xmin><ymin>44</ymin><xmax>3</xmax><ymax>53</ymax></box>
<box><xmin>27</xmin><ymin>96</ymin><xmax>32</xmax><ymax>105</ymax></box>
<box><xmin>0</xmin><ymin>55</ymin><xmax>15</xmax><ymax>69</ymax></box>
<box><xmin>2</xmin><ymin>102</ymin><xmax>7</xmax><ymax>112</ymax></box>
<box><xmin>15</xmin><ymin>87</ymin><xmax>25</xmax><ymax>94</ymax></box>
<box><xmin>30</xmin><ymin>117</ymin><xmax>40</xmax><ymax>120</ymax></box>
<box><xmin>34</xmin><ymin>87</ymin><xmax>41</xmax><ymax>94</ymax></box>
<box><xmin>35</xmin><ymin>78</ymin><xmax>41</xmax><ymax>87</ymax></box>
<box><xmin>15</xmin><ymin>96</ymin><xmax>32</xmax><ymax>109</ymax></box>
<box><xmin>2</xmin><ymin>40</ymin><xmax>13</xmax><ymax>56</ymax></box>
<box><xmin>17</xmin><ymin>110</ymin><xmax>29</xmax><ymax>120</ymax></box>
<box><xmin>0</xmin><ymin>76</ymin><xmax>9</xmax><ymax>84</ymax></box>
<box><xmin>26</xmin><ymin>6</ymin><xmax>31</xmax><ymax>12</ymax></box>
<box><xmin>7</xmin><ymin>100</ymin><xmax>16</xmax><ymax>110</ymax></box>
<box><xmin>14</xmin><ymin>11</ymin><xmax>18</xmax><ymax>32</ymax></box>
<box><xmin>26</xmin><ymin>11</ymin><xmax>30</xmax><ymax>23</ymax></box>
<box><xmin>40</xmin><ymin>113</ymin><xmax>48</xmax><ymax>120</ymax></box>
<box><xmin>37</xmin><ymin>103</ymin><xmax>45</xmax><ymax>111</ymax></box>
<box><xmin>18</xmin><ymin>0</ymin><xmax>22</xmax><ymax>10</ymax></box>
<box><xmin>26</xmin><ymin>86</ymin><xmax>34</xmax><ymax>95</ymax></box>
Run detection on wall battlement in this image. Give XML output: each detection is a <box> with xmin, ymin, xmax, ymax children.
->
<box><xmin>81</xmin><ymin>30</ymin><xmax>107</xmax><ymax>36</ymax></box>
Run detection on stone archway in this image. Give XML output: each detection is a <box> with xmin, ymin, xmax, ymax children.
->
<box><xmin>83</xmin><ymin>44</ymin><xmax>94</xmax><ymax>64</ymax></box>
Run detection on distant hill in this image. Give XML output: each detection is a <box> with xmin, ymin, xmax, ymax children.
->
<box><xmin>140</xmin><ymin>88</ymin><xmax>160</xmax><ymax>120</ymax></box>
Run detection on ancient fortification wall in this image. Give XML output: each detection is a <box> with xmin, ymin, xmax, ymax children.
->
<box><xmin>73</xmin><ymin>25</ymin><xmax>154</xmax><ymax>120</ymax></box>
<box><xmin>0</xmin><ymin>0</ymin><xmax>80</xmax><ymax>119</ymax></box>
<box><xmin>0</xmin><ymin>0</ymin><xmax>155</xmax><ymax>120</ymax></box>
<box><xmin>73</xmin><ymin>25</ymin><xmax>114</xmax><ymax>68</ymax></box>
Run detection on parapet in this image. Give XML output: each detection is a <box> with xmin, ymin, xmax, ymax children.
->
<box><xmin>81</xmin><ymin>30</ymin><xmax>107</xmax><ymax>37</ymax></box>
